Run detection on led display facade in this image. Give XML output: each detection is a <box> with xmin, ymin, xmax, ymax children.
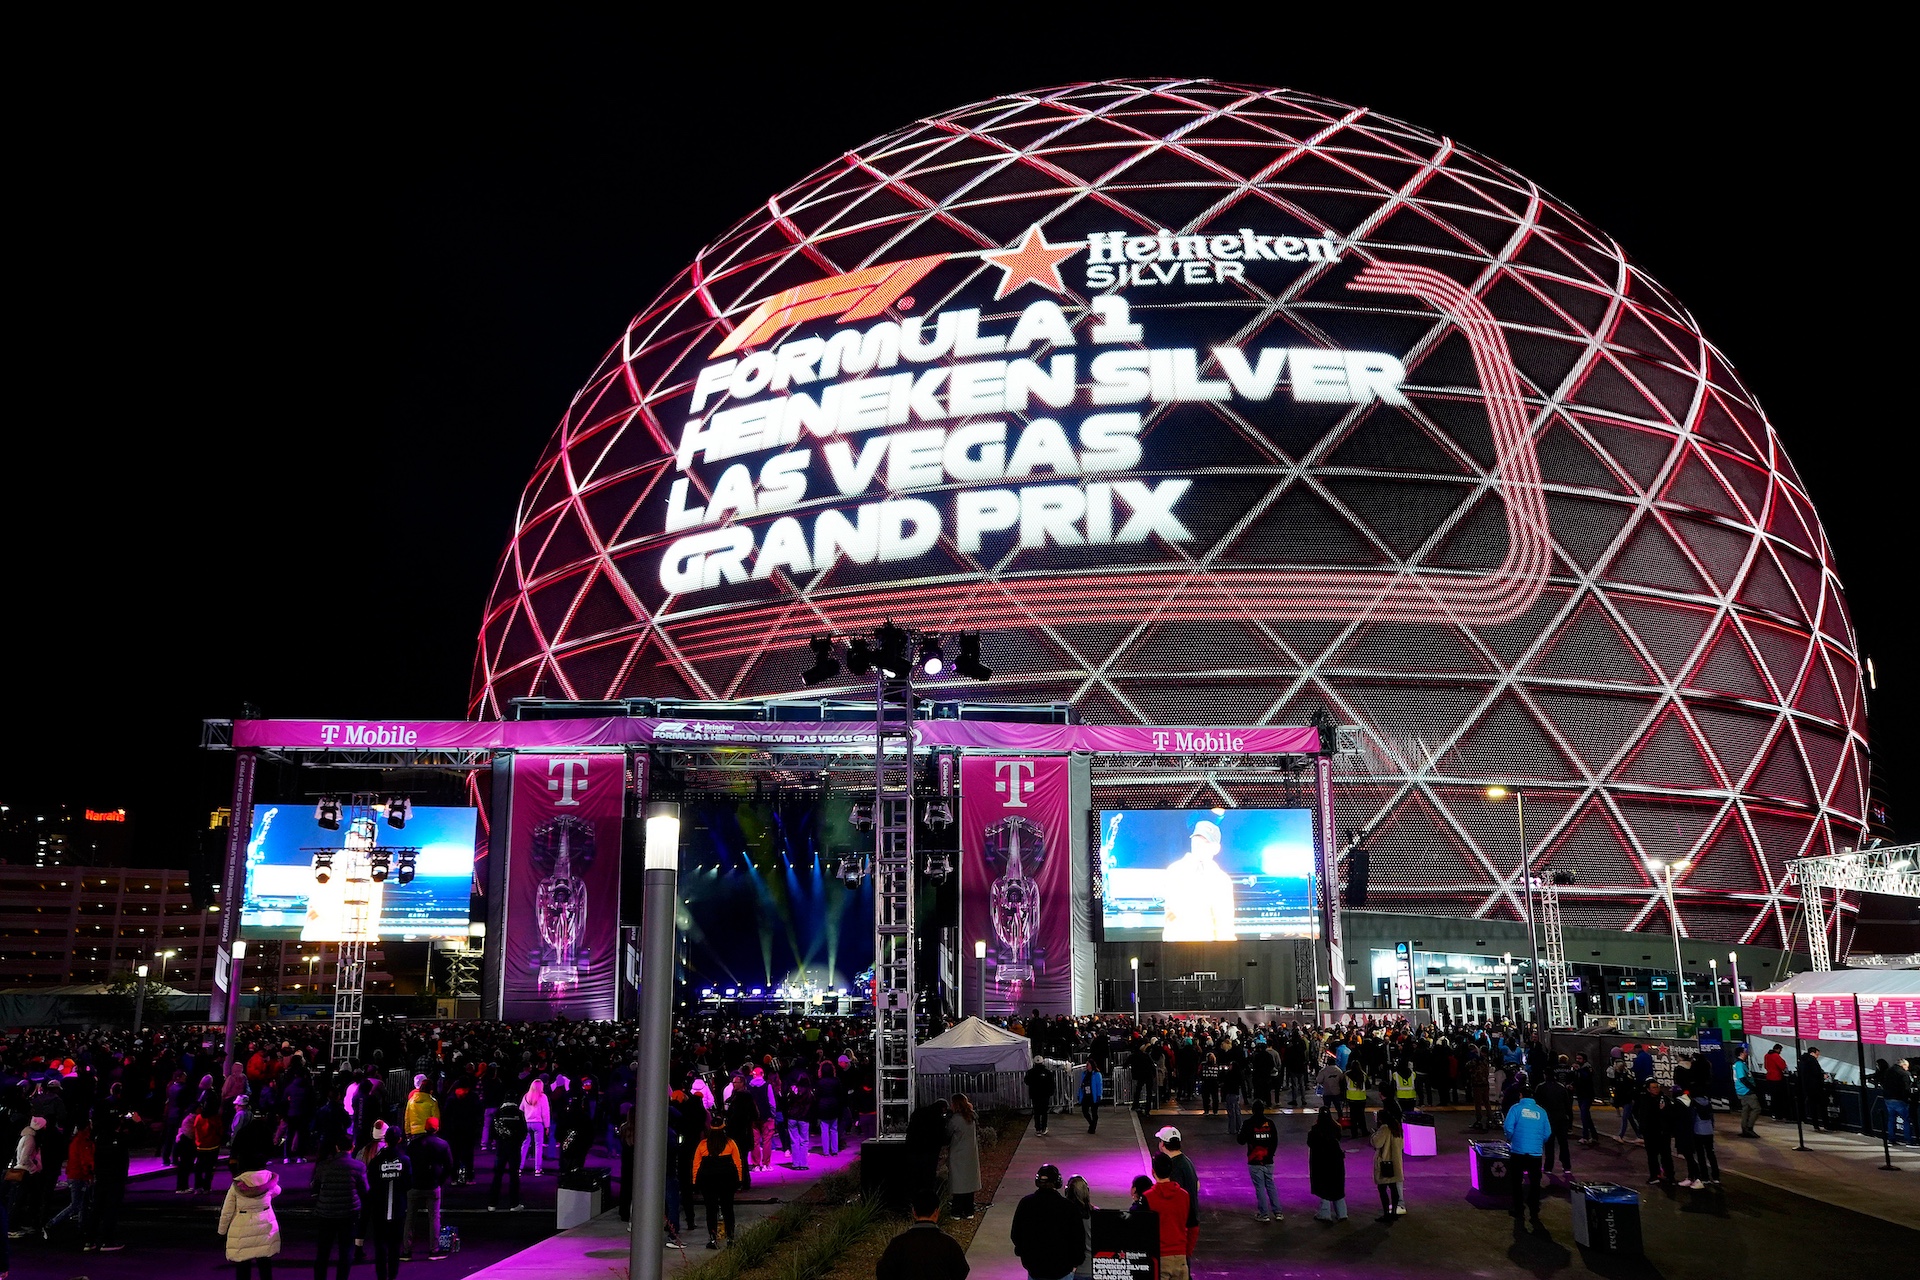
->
<box><xmin>473</xmin><ymin>81</ymin><xmax>1869</xmax><ymax>948</ymax></box>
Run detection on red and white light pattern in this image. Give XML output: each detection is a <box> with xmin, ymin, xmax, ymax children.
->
<box><xmin>473</xmin><ymin>80</ymin><xmax>1868</xmax><ymax>947</ymax></box>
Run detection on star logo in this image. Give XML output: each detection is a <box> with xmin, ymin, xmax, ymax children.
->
<box><xmin>979</xmin><ymin>225</ymin><xmax>1081</xmax><ymax>300</ymax></box>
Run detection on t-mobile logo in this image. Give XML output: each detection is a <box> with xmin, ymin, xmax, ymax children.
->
<box><xmin>994</xmin><ymin>760</ymin><xmax>1036</xmax><ymax>807</ymax></box>
<box><xmin>547</xmin><ymin>757</ymin><xmax>591</xmax><ymax>806</ymax></box>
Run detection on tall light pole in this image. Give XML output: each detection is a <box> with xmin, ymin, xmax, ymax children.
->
<box><xmin>1503</xmin><ymin>952</ymin><xmax>1513</xmax><ymax>1022</ymax></box>
<box><xmin>158</xmin><ymin>949</ymin><xmax>176</xmax><ymax>989</ymax></box>
<box><xmin>1709</xmin><ymin>958</ymin><xmax>1720</xmax><ymax>1007</ymax></box>
<box><xmin>221</xmin><ymin>938</ymin><xmax>248</xmax><ymax>1072</ymax></box>
<box><xmin>1647</xmin><ymin>858</ymin><xmax>1692</xmax><ymax>1019</ymax></box>
<box><xmin>629</xmin><ymin>801</ymin><xmax>681</xmax><ymax>1280</ymax></box>
<box><xmin>1728</xmin><ymin>952</ymin><xmax>1742</xmax><ymax>1002</ymax></box>
<box><xmin>1130</xmin><ymin>956</ymin><xmax>1140</xmax><ymax>1024</ymax></box>
<box><xmin>1485</xmin><ymin>788</ymin><xmax>1542</xmax><ymax>1025</ymax></box>
<box><xmin>133</xmin><ymin>963</ymin><xmax>149</xmax><ymax>1033</ymax></box>
<box><xmin>974</xmin><ymin>940</ymin><xmax>987</xmax><ymax>1022</ymax></box>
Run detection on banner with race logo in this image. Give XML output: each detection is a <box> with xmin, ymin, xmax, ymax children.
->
<box><xmin>501</xmin><ymin>752</ymin><xmax>625</xmax><ymax>1020</ymax></box>
<box><xmin>961</xmin><ymin>755</ymin><xmax>1073</xmax><ymax>1018</ymax></box>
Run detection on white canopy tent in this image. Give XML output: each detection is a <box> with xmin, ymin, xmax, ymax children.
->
<box><xmin>916</xmin><ymin>1016</ymin><xmax>1033</xmax><ymax>1073</ymax></box>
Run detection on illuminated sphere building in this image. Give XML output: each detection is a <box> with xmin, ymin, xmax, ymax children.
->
<box><xmin>474</xmin><ymin>80</ymin><xmax>1868</xmax><ymax>950</ymax></box>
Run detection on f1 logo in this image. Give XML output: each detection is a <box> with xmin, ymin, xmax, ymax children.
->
<box><xmin>547</xmin><ymin>757</ymin><xmax>591</xmax><ymax>806</ymax></box>
<box><xmin>993</xmin><ymin>760</ymin><xmax>1036</xmax><ymax>808</ymax></box>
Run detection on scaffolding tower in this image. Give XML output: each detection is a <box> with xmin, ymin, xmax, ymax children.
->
<box><xmin>1535</xmin><ymin>874</ymin><xmax>1575</xmax><ymax>1029</ymax></box>
<box><xmin>871</xmin><ymin>670</ymin><xmax>917</xmax><ymax>1138</ymax></box>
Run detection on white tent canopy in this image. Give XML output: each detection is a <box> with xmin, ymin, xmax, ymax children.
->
<box><xmin>916</xmin><ymin>1016</ymin><xmax>1033</xmax><ymax>1073</ymax></box>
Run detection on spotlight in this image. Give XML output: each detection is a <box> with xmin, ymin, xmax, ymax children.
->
<box><xmin>918</xmin><ymin>635</ymin><xmax>945</xmax><ymax>677</ymax></box>
<box><xmin>385</xmin><ymin>798</ymin><xmax>412</xmax><ymax>830</ymax></box>
<box><xmin>923</xmin><ymin>799</ymin><xmax>953</xmax><ymax>829</ymax></box>
<box><xmin>369</xmin><ymin>850</ymin><xmax>392</xmax><ymax>883</ymax></box>
<box><xmin>874</xmin><ymin>621</ymin><xmax>912</xmax><ymax>678</ymax></box>
<box><xmin>315</xmin><ymin>797</ymin><xmax>341</xmax><ymax>832</ymax></box>
<box><xmin>846</xmin><ymin>637</ymin><xmax>876</xmax><ymax>677</ymax></box>
<box><xmin>954</xmin><ymin>633</ymin><xmax>992</xmax><ymax>681</ymax></box>
<box><xmin>1550</xmin><ymin>869</ymin><xmax>1577</xmax><ymax>886</ymax></box>
<box><xmin>924</xmin><ymin>851</ymin><xmax>953</xmax><ymax>883</ymax></box>
<box><xmin>800</xmin><ymin>636</ymin><xmax>841</xmax><ymax>686</ymax></box>
<box><xmin>849</xmin><ymin>800</ymin><xmax>874</xmax><ymax>832</ymax></box>
<box><xmin>312</xmin><ymin>851</ymin><xmax>334</xmax><ymax>884</ymax></box>
<box><xmin>395</xmin><ymin>850</ymin><xmax>418</xmax><ymax>886</ymax></box>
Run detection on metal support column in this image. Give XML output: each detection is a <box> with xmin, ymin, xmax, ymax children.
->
<box><xmin>872</xmin><ymin>670</ymin><xmax>917</xmax><ymax>1137</ymax></box>
<box><xmin>216</xmin><ymin>749</ymin><xmax>257</xmax><ymax>1071</ymax></box>
<box><xmin>1537</xmin><ymin>876</ymin><xmax>1575</xmax><ymax>1030</ymax></box>
<box><xmin>1313</xmin><ymin>754</ymin><xmax>1345</xmax><ymax>1014</ymax></box>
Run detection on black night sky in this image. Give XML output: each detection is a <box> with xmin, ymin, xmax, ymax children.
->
<box><xmin>6</xmin><ymin>23</ymin><xmax>1908</xmax><ymax>861</ymax></box>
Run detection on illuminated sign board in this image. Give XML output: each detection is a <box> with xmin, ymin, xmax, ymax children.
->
<box><xmin>84</xmin><ymin>809</ymin><xmax>126</xmax><ymax>822</ymax></box>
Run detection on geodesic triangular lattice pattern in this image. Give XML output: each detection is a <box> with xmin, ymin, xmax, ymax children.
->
<box><xmin>472</xmin><ymin>80</ymin><xmax>1868</xmax><ymax>949</ymax></box>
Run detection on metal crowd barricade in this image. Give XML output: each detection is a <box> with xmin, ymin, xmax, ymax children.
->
<box><xmin>914</xmin><ymin>1064</ymin><xmax>1138</xmax><ymax>1113</ymax></box>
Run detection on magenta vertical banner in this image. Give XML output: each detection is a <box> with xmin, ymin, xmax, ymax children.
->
<box><xmin>502</xmin><ymin>752</ymin><xmax>624</xmax><ymax>1020</ymax></box>
<box><xmin>962</xmin><ymin>755</ymin><xmax>1072</xmax><ymax>1018</ymax></box>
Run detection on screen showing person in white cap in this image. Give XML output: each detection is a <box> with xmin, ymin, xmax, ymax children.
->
<box><xmin>1159</xmin><ymin>819</ymin><xmax>1236</xmax><ymax>941</ymax></box>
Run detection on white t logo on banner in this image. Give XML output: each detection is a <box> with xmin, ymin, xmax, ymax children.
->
<box><xmin>993</xmin><ymin>759</ymin><xmax>1036</xmax><ymax>806</ymax></box>
<box><xmin>547</xmin><ymin>756</ymin><xmax>591</xmax><ymax>805</ymax></box>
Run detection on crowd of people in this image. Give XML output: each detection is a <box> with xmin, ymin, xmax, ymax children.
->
<box><xmin>0</xmin><ymin>1011</ymin><xmax>879</xmax><ymax>1276</ymax></box>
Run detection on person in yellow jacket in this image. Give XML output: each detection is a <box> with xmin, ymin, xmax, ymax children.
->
<box><xmin>404</xmin><ymin>1075</ymin><xmax>441</xmax><ymax>1138</ymax></box>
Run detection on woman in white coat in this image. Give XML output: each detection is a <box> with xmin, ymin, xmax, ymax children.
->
<box><xmin>944</xmin><ymin>1093</ymin><xmax>982</xmax><ymax>1218</ymax></box>
<box><xmin>218</xmin><ymin>1167</ymin><xmax>281</xmax><ymax>1279</ymax></box>
<box><xmin>521</xmin><ymin>1079</ymin><xmax>553</xmax><ymax>1175</ymax></box>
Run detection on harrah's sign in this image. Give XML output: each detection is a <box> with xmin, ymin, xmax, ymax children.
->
<box><xmin>318</xmin><ymin>722</ymin><xmax>422</xmax><ymax>747</ymax></box>
<box><xmin>1148</xmin><ymin>729</ymin><xmax>1248</xmax><ymax>753</ymax></box>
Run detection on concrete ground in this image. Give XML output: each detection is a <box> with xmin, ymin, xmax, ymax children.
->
<box><xmin>967</xmin><ymin>1100</ymin><xmax>1918</xmax><ymax>1280</ymax></box>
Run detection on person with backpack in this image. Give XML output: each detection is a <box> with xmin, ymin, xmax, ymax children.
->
<box><xmin>1733</xmin><ymin>1047</ymin><xmax>1762</xmax><ymax>1138</ymax></box>
<box><xmin>1235</xmin><ymin>1098</ymin><xmax>1280</xmax><ymax>1223</ymax></box>
<box><xmin>691</xmin><ymin>1115</ymin><xmax>743</xmax><ymax>1249</ymax></box>
<box><xmin>487</xmin><ymin>1096</ymin><xmax>526</xmax><ymax>1212</ymax></box>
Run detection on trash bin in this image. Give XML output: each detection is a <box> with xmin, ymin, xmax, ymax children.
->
<box><xmin>556</xmin><ymin>1168</ymin><xmax>609</xmax><ymax>1229</ymax></box>
<box><xmin>1469</xmin><ymin>1140</ymin><xmax>1511</xmax><ymax>1197</ymax></box>
<box><xmin>1403</xmin><ymin>1112</ymin><xmax>1436</xmax><ymax>1157</ymax></box>
<box><xmin>1571</xmin><ymin>1183</ymin><xmax>1642</xmax><ymax>1253</ymax></box>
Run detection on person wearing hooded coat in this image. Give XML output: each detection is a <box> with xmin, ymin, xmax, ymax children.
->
<box><xmin>691</xmin><ymin>1116</ymin><xmax>744</xmax><ymax>1249</ymax></box>
<box><xmin>1308</xmin><ymin>1107</ymin><xmax>1348</xmax><ymax>1221</ymax></box>
<box><xmin>218</xmin><ymin>1165</ymin><xmax>281</xmax><ymax>1279</ymax></box>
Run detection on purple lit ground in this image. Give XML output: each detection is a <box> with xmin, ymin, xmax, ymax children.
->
<box><xmin>969</xmin><ymin>1104</ymin><xmax>1918</xmax><ymax>1280</ymax></box>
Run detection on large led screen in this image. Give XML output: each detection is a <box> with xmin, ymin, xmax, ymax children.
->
<box><xmin>1099</xmin><ymin>807</ymin><xmax>1314</xmax><ymax>941</ymax></box>
<box><xmin>242</xmin><ymin>802</ymin><xmax>477</xmax><ymax>940</ymax></box>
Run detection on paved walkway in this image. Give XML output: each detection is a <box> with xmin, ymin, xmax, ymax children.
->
<box><xmin>465</xmin><ymin>1136</ymin><xmax>861</xmax><ymax>1279</ymax></box>
<box><xmin>964</xmin><ymin>1110</ymin><xmax>1154</xmax><ymax>1280</ymax></box>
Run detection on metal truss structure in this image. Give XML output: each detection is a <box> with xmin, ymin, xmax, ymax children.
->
<box><xmin>1535</xmin><ymin>877</ymin><xmax>1575</xmax><ymax>1029</ymax></box>
<box><xmin>470</xmin><ymin>79</ymin><xmax>1869</xmax><ymax>951</ymax></box>
<box><xmin>870</xmin><ymin>672</ymin><xmax>917</xmax><ymax>1139</ymax></box>
<box><xmin>201</xmin><ymin>720</ymin><xmax>492</xmax><ymax>774</ymax></box>
<box><xmin>1785</xmin><ymin>844</ymin><xmax>1920</xmax><ymax>971</ymax></box>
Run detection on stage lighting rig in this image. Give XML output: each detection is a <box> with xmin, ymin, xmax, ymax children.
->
<box><xmin>368</xmin><ymin>850</ymin><xmax>392</xmax><ymax>882</ymax></box>
<box><xmin>918</xmin><ymin>635</ymin><xmax>945</xmax><ymax>677</ymax></box>
<box><xmin>849</xmin><ymin>800</ymin><xmax>875</xmax><ymax>831</ymax></box>
<box><xmin>873</xmin><ymin>621</ymin><xmax>912</xmax><ymax>678</ymax></box>
<box><xmin>923</xmin><ymin>850</ymin><xmax>953</xmax><ymax>883</ymax></box>
<box><xmin>800</xmin><ymin>636</ymin><xmax>842</xmax><ymax>686</ymax></box>
<box><xmin>312</xmin><ymin>850</ymin><xmax>334</xmax><ymax>884</ymax></box>
<box><xmin>922</xmin><ymin>798</ymin><xmax>953</xmax><ymax>829</ymax></box>
<box><xmin>394</xmin><ymin>850</ymin><xmax>418</xmax><ymax>885</ymax></box>
<box><xmin>315</xmin><ymin>797</ymin><xmax>342</xmax><ymax>832</ymax></box>
<box><xmin>385</xmin><ymin>798</ymin><xmax>412</xmax><ymax>830</ymax></box>
<box><xmin>846</xmin><ymin>637</ymin><xmax>876</xmax><ymax>676</ymax></box>
<box><xmin>954</xmin><ymin>633</ymin><xmax>991</xmax><ymax>681</ymax></box>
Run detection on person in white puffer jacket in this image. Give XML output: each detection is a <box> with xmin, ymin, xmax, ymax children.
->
<box><xmin>217</xmin><ymin>1167</ymin><xmax>281</xmax><ymax>1278</ymax></box>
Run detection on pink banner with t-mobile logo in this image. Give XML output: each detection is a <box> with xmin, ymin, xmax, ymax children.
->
<box><xmin>962</xmin><ymin>755</ymin><xmax>1073</xmax><ymax>1018</ymax></box>
<box><xmin>501</xmin><ymin>752</ymin><xmax>625</xmax><ymax>1020</ymax></box>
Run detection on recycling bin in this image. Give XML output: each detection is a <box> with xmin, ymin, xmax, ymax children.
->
<box><xmin>1571</xmin><ymin>1182</ymin><xmax>1642</xmax><ymax>1253</ymax></box>
<box><xmin>1469</xmin><ymin>1140</ymin><xmax>1511</xmax><ymax>1197</ymax></box>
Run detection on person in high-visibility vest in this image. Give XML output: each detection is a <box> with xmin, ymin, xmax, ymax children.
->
<box><xmin>1392</xmin><ymin>1064</ymin><xmax>1418</xmax><ymax>1108</ymax></box>
<box><xmin>1344</xmin><ymin>1064</ymin><xmax>1370</xmax><ymax>1132</ymax></box>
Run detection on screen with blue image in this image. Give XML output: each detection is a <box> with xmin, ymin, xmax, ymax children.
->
<box><xmin>1099</xmin><ymin>807</ymin><xmax>1315</xmax><ymax>941</ymax></box>
<box><xmin>242</xmin><ymin>801</ymin><xmax>477</xmax><ymax>939</ymax></box>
